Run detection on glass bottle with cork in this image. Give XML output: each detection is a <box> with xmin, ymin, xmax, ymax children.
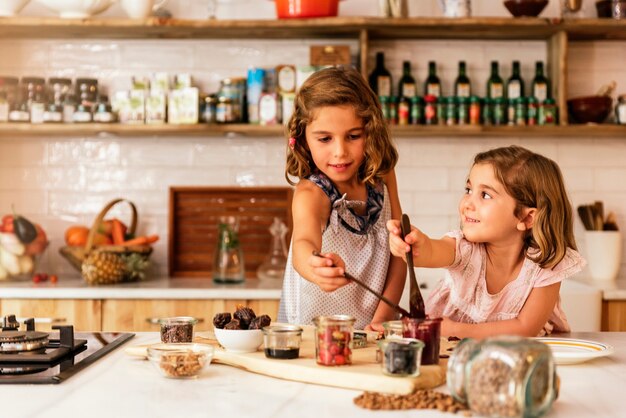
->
<box><xmin>487</xmin><ymin>61</ymin><xmax>504</xmax><ymax>99</ymax></box>
<box><xmin>454</xmin><ymin>61</ymin><xmax>471</xmax><ymax>98</ymax></box>
<box><xmin>398</xmin><ymin>61</ymin><xmax>416</xmax><ymax>99</ymax></box>
<box><xmin>532</xmin><ymin>61</ymin><xmax>550</xmax><ymax>103</ymax></box>
<box><xmin>369</xmin><ymin>52</ymin><xmax>392</xmax><ymax>97</ymax></box>
<box><xmin>424</xmin><ymin>61</ymin><xmax>441</xmax><ymax>98</ymax></box>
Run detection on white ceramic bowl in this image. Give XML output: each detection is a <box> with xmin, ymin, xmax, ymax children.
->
<box><xmin>35</xmin><ymin>0</ymin><xmax>116</xmax><ymax>18</ymax></box>
<box><xmin>214</xmin><ymin>327</ymin><xmax>263</xmax><ymax>353</ymax></box>
<box><xmin>0</xmin><ymin>0</ymin><xmax>30</xmax><ymax>16</ymax></box>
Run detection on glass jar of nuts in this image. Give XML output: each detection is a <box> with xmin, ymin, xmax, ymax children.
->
<box><xmin>447</xmin><ymin>336</ymin><xmax>558</xmax><ymax>418</ymax></box>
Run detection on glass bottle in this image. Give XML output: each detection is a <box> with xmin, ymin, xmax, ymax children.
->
<box><xmin>447</xmin><ymin>336</ymin><xmax>558</xmax><ymax>418</ymax></box>
<box><xmin>257</xmin><ymin>218</ymin><xmax>288</xmax><ymax>280</ymax></box>
<box><xmin>487</xmin><ymin>61</ymin><xmax>504</xmax><ymax>99</ymax></box>
<box><xmin>507</xmin><ymin>60</ymin><xmax>524</xmax><ymax>100</ymax></box>
<box><xmin>368</xmin><ymin>52</ymin><xmax>392</xmax><ymax>97</ymax></box>
<box><xmin>424</xmin><ymin>61</ymin><xmax>441</xmax><ymax>98</ymax></box>
<box><xmin>532</xmin><ymin>61</ymin><xmax>550</xmax><ymax>103</ymax></box>
<box><xmin>454</xmin><ymin>61</ymin><xmax>471</xmax><ymax>98</ymax></box>
<box><xmin>398</xmin><ymin>61</ymin><xmax>416</xmax><ymax>99</ymax></box>
<box><xmin>212</xmin><ymin>215</ymin><xmax>245</xmax><ymax>284</ymax></box>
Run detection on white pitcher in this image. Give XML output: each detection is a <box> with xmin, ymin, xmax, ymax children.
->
<box><xmin>121</xmin><ymin>0</ymin><xmax>167</xmax><ymax>19</ymax></box>
<box><xmin>439</xmin><ymin>0</ymin><xmax>471</xmax><ymax>17</ymax></box>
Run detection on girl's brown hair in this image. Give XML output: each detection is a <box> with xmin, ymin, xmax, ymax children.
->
<box><xmin>474</xmin><ymin>145</ymin><xmax>576</xmax><ymax>268</ymax></box>
<box><xmin>285</xmin><ymin>66</ymin><xmax>398</xmax><ymax>186</ymax></box>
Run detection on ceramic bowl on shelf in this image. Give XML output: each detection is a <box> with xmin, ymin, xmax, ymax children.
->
<box><xmin>273</xmin><ymin>0</ymin><xmax>341</xmax><ymax>19</ymax></box>
<box><xmin>503</xmin><ymin>0</ymin><xmax>549</xmax><ymax>17</ymax></box>
<box><xmin>35</xmin><ymin>0</ymin><xmax>116</xmax><ymax>19</ymax></box>
<box><xmin>567</xmin><ymin>95</ymin><xmax>613</xmax><ymax>124</ymax></box>
<box><xmin>0</xmin><ymin>0</ymin><xmax>31</xmax><ymax>17</ymax></box>
<box><xmin>214</xmin><ymin>327</ymin><xmax>263</xmax><ymax>353</ymax></box>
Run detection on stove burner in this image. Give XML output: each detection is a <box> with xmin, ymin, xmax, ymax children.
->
<box><xmin>0</xmin><ymin>331</ymin><xmax>50</xmax><ymax>353</ymax></box>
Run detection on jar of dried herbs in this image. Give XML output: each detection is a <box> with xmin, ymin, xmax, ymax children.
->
<box><xmin>447</xmin><ymin>336</ymin><xmax>558</xmax><ymax>418</ymax></box>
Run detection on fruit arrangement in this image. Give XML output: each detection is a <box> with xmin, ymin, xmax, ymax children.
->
<box><xmin>59</xmin><ymin>199</ymin><xmax>156</xmax><ymax>285</ymax></box>
<box><xmin>0</xmin><ymin>210</ymin><xmax>48</xmax><ymax>281</ymax></box>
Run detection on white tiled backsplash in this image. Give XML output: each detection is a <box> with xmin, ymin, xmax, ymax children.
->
<box><xmin>1</xmin><ymin>0</ymin><xmax>625</xmax><ymax>280</ymax></box>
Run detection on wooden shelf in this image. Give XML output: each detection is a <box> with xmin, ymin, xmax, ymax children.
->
<box><xmin>0</xmin><ymin>17</ymin><xmax>624</xmax><ymax>41</ymax></box>
<box><xmin>1</xmin><ymin>123</ymin><xmax>624</xmax><ymax>138</ymax></box>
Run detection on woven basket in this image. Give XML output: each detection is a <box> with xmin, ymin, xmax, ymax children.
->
<box><xmin>59</xmin><ymin>198</ymin><xmax>153</xmax><ymax>285</ymax></box>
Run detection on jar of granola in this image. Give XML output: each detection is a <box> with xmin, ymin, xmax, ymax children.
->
<box><xmin>447</xmin><ymin>336</ymin><xmax>558</xmax><ymax>418</ymax></box>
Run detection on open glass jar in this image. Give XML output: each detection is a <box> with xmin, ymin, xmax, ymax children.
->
<box><xmin>447</xmin><ymin>336</ymin><xmax>558</xmax><ymax>418</ymax></box>
<box><xmin>402</xmin><ymin>317</ymin><xmax>442</xmax><ymax>365</ymax></box>
<box><xmin>158</xmin><ymin>317</ymin><xmax>198</xmax><ymax>343</ymax></box>
<box><xmin>262</xmin><ymin>325</ymin><xmax>303</xmax><ymax>359</ymax></box>
<box><xmin>313</xmin><ymin>315</ymin><xmax>355</xmax><ymax>366</ymax></box>
<box><xmin>378</xmin><ymin>338</ymin><xmax>424</xmax><ymax>377</ymax></box>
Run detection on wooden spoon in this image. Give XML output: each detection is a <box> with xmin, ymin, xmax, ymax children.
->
<box><xmin>401</xmin><ymin>214</ymin><xmax>426</xmax><ymax>319</ymax></box>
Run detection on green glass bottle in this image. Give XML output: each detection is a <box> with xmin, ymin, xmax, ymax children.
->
<box><xmin>531</xmin><ymin>61</ymin><xmax>550</xmax><ymax>103</ymax></box>
<box><xmin>454</xmin><ymin>61</ymin><xmax>471</xmax><ymax>98</ymax></box>
<box><xmin>487</xmin><ymin>61</ymin><xmax>504</xmax><ymax>99</ymax></box>
<box><xmin>368</xmin><ymin>52</ymin><xmax>392</xmax><ymax>97</ymax></box>
<box><xmin>424</xmin><ymin>61</ymin><xmax>441</xmax><ymax>98</ymax></box>
<box><xmin>398</xmin><ymin>61</ymin><xmax>417</xmax><ymax>99</ymax></box>
<box><xmin>506</xmin><ymin>60</ymin><xmax>525</xmax><ymax>100</ymax></box>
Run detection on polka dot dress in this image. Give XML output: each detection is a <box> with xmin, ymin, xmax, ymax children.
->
<box><xmin>278</xmin><ymin>174</ymin><xmax>392</xmax><ymax>330</ymax></box>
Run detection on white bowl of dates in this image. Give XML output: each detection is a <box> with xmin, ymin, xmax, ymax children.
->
<box><xmin>262</xmin><ymin>325</ymin><xmax>303</xmax><ymax>359</ymax></box>
<box><xmin>212</xmin><ymin>306</ymin><xmax>271</xmax><ymax>353</ymax></box>
<box><xmin>147</xmin><ymin>343</ymin><xmax>214</xmax><ymax>379</ymax></box>
<box><xmin>158</xmin><ymin>317</ymin><xmax>198</xmax><ymax>343</ymax></box>
<box><xmin>378</xmin><ymin>338</ymin><xmax>424</xmax><ymax>377</ymax></box>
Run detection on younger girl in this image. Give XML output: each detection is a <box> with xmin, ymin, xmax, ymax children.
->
<box><xmin>278</xmin><ymin>67</ymin><xmax>406</xmax><ymax>331</ymax></box>
<box><xmin>388</xmin><ymin>145</ymin><xmax>585</xmax><ymax>338</ymax></box>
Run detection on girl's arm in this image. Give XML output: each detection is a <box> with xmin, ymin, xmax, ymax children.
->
<box><xmin>368</xmin><ymin>170</ymin><xmax>407</xmax><ymax>331</ymax></box>
<box><xmin>442</xmin><ymin>282</ymin><xmax>562</xmax><ymax>339</ymax></box>
<box><xmin>290</xmin><ymin>180</ymin><xmax>350</xmax><ymax>292</ymax></box>
<box><xmin>387</xmin><ymin>221</ymin><xmax>456</xmax><ymax>268</ymax></box>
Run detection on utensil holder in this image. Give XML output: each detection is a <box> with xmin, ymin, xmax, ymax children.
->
<box><xmin>585</xmin><ymin>230</ymin><xmax>622</xmax><ymax>281</ymax></box>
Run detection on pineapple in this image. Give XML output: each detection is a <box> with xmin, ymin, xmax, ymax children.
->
<box><xmin>82</xmin><ymin>251</ymin><xmax>126</xmax><ymax>284</ymax></box>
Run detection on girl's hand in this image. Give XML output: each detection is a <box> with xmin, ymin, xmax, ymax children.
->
<box><xmin>308</xmin><ymin>252</ymin><xmax>350</xmax><ymax>292</ymax></box>
<box><xmin>440</xmin><ymin>317</ymin><xmax>457</xmax><ymax>338</ymax></box>
<box><xmin>386</xmin><ymin>219</ymin><xmax>425</xmax><ymax>260</ymax></box>
<box><xmin>365</xmin><ymin>322</ymin><xmax>384</xmax><ymax>333</ymax></box>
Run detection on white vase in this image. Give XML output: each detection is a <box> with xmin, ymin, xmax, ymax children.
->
<box><xmin>585</xmin><ymin>230</ymin><xmax>622</xmax><ymax>281</ymax></box>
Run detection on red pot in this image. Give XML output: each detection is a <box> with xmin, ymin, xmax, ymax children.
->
<box><xmin>274</xmin><ymin>0</ymin><xmax>341</xmax><ymax>19</ymax></box>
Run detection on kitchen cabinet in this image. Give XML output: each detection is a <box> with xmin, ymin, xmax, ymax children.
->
<box><xmin>0</xmin><ymin>17</ymin><xmax>625</xmax><ymax>138</ymax></box>
<box><xmin>601</xmin><ymin>300</ymin><xmax>626</xmax><ymax>331</ymax></box>
<box><xmin>0</xmin><ymin>299</ymin><xmax>102</xmax><ymax>331</ymax></box>
<box><xmin>101</xmin><ymin>299</ymin><xmax>279</xmax><ymax>332</ymax></box>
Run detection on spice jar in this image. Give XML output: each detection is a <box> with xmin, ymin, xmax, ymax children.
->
<box><xmin>159</xmin><ymin>317</ymin><xmax>198</xmax><ymax>343</ymax></box>
<box><xmin>616</xmin><ymin>94</ymin><xmax>626</xmax><ymax>125</ymax></box>
<box><xmin>378</xmin><ymin>338</ymin><xmax>424</xmax><ymax>377</ymax></box>
<box><xmin>262</xmin><ymin>325</ymin><xmax>303</xmax><ymax>359</ymax></box>
<box><xmin>216</xmin><ymin>96</ymin><xmax>236</xmax><ymax>123</ymax></box>
<box><xmin>447</xmin><ymin>336</ymin><xmax>558</xmax><ymax>418</ymax></box>
<box><xmin>73</xmin><ymin>104</ymin><xmax>92</xmax><ymax>123</ymax></box>
<box><xmin>313</xmin><ymin>315</ymin><xmax>355</xmax><ymax>366</ymax></box>
<box><xmin>402</xmin><ymin>317</ymin><xmax>442</xmax><ymax>365</ymax></box>
<box><xmin>93</xmin><ymin>102</ymin><xmax>115</xmax><ymax>123</ymax></box>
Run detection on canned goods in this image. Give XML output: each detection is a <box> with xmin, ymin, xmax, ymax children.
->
<box><xmin>445</xmin><ymin>96</ymin><xmax>457</xmax><ymax>126</ymax></box>
<box><xmin>389</xmin><ymin>96</ymin><xmax>398</xmax><ymax>125</ymax></box>
<box><xmin>469</xmin><ymin>96</ymin><xmax>481</xmax><ymax>125</ymax></box>
<box><xmin>482</xmin><ymin>98</ymin><xmax>493</xmax><ymax>126</ymax></box>
<box><xmin>424</xmin><ymin>94</ymin><xmax>438</xmax><ymax>125</ymax></box>
<box><xmin>457</xmin><ymin>97</ymin><xmax>469</xmax><ymax>125</ymax></box>
<box><xmin>398</xmin><ymin>96</ymin><xmax>410</xmax><ymax>125</ymax></box>
<box><xmin>527</xmin><ymin>97</ymin><xmax>538</xmax><ymax>126</ymax></box>
<box><xmin>515</xmin><ymin>97</ymin><xmax>527</xmax><ymax>126</ymax></box>
<box><xmin>507</xmin><ymin>99</ymin><xmax>516</xmax><ymax>126</ymax></box>
<box><xmin>410</xmin><ymin>96</ymin><xmax>424</xmax><ymax>125</ymax></box>
<box><xmin>313</xmin><ymin>315</ymin><xmax>355</xmax><ymax>366</ymax></box>
<box><xmin>493</xmin><ymin>97</ymin><xmax>506</xmax><ymax>126</ymax></box>
<box><xmin>539</xmin><ymin>98</ymin><xmax>557</xmax><ymax>126</ymax></box>
<box><xmin>436</xmin><ymin>97</ymin><xmax>445</xmax><ymax>126</ymax></box>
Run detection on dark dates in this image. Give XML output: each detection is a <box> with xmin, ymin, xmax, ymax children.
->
<box><xmin>233</xmin><ymin>305</ymin><xmax>256</xmax><ymax>330</ymax></box>
<box><xmin>213</xmin><ymin>313</ymin><xmax>232</xmax><ymax>329</ymax></box>
<box><xmin>224</xmin><ymin>319</ymin><xmax>241</xmax><ymax>330</ymax></box>
<box><xmin>249</xmin><ymin>314</ymin><xmax>271</xmax><ymax>330</ymax></box>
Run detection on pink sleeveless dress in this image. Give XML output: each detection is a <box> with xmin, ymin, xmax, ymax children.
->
<box><xmin>426</xmin><ymin>230</ymin><xmax>586</xmax><ymax>336</ymax></box>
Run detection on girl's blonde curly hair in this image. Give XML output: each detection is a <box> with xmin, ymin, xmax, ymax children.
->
<box><xmin>474</xmin><ymin>145</ymin><xmax>577</xmax><ymax>269</ymax></box>
<box><xmin>284</xmin><ymin>66</ymin><xmax>398</xmax><ymax>187</ymax></box>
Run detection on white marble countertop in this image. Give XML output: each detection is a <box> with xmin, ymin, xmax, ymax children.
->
<box><xmin>0</xmin><ymin>277</ymin><xmax>282</xmax><ymax>300</ymax></box>
<box><xmin>1</xmin><ymin>332</ymin><xmax>624</xmax><ymax>418</ymax></box>
<box><xmin>571</xmin><ymin>277</ymin><xmax>626</xmax><ymax>301</ymax></box>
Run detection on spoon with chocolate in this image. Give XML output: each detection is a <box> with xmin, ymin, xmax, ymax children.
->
<box><xmin>400</xmin><ymin>213</ymin><xmax>426</xmax><ymax>319</ymax></box>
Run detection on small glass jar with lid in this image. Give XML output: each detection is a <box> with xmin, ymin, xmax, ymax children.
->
<box><xmin>378</xmin><ymin>338</ymin><xmax>424</xmax><ymax>377</ymax></box>
<box><xmin>313</xmin><ymin>315</ymin><xmax>355</xmax><ymax>366</ymax></box>
<box><xmin>447</xmin><ymin>336</ymin><xmax>558</xmax><ymax>418</ymax></box>
<box><xmin>201</xmin><ymin>94</ymin><xmax>217</xmax><ymax>124</ymax></box>
<box><xmin>93</xmin><ymin>102</ymin><xmax>116</xmax><ymax>123</ymax></box>
<box><xmin>262</xmin><ymin>325</ymin><xmax>303</xmax><ymax>359</ymax></box>
<box><xmin>73</xmin><ymin>104</ymin><xmax>92</xmax><ymax>123</ymax></box>
<box><xmin>216</xmin><ymin>96</ymin><xmax>236</xmax><ymax>123</ymax></box>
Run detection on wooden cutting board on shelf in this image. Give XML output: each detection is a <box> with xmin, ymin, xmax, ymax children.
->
<box><xmin>169</xmin><ymin>186</ymin><xmax>293</xmax><ymax>277</ymax></box>
<box><xmin>202</xmin><ymin>326</ymin><xmax>450</xmax><ymax>395</ymax></box>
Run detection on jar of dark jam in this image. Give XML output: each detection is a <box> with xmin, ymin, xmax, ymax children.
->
<box><xmin>75</xmin><ymin>78</ymin><xmax>98</xmax><ymax>106</ymax></box>
<box><xmin>402</xmin><ymin>317</ymin><xmax>442</xmax><ymax>365</ymax></box>
<box><xmin>262</xmin><ymin>325</ymin><xmax>303</xmax><ymax>360</ymax></box>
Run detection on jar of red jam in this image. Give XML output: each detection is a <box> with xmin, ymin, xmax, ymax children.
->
<box><xmin>402</xmin><ymin>317</ymin><xmax>442</xmax><ymax>365</ymax></box>
<box><xmin>313</xmin><ymin>315</ymin><xmax>355</xmax><ymax>366</ymax></box>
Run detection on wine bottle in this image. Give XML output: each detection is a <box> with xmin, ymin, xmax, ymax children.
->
<box><xmin>398</xmin><ymin>61</ymin><xmax>416</xmax><ymax>99</ymax></box>
<box><xmin>531</xmin><ymin>61</ymin><xmax>550</xmax><ymax>103</ymax></box>
<box><xmin>424</xmin><ymin>61</ymin><xmax>441</xmax><ymax>98</ymax></box>
<box><xmin>454</xmin><ymin>61</ymin><xmax>471</xmax><ymax>98</ymax></box>
<box><xmin>368</xmin><ymin>52</ymin><xmax>392</xmax><ymax>97</ymax></box>
<box><xmin>506</xmin><ymin>60</ymin><xmax>524</xmax><ymax>99</ymax></box>
<box><xmin>487</xmin><ymin>61</ymin><xmax>504</xmax><ymax>99</ymax></box>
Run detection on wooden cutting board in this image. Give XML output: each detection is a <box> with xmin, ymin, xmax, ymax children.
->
<box><xmin>204</xmin><ymin>326</ymin><xmax>450</xmax><ymax>395</ymax></box>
